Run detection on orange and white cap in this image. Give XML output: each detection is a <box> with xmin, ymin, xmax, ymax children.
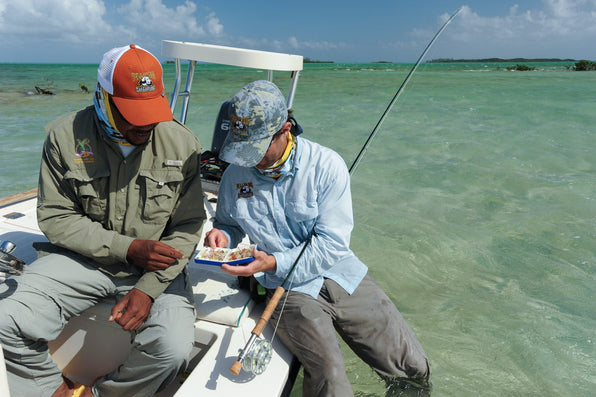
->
<box><xmin>97</xmin><ymin>44</ymin><xmax>172</xmax><ymax>126</ymax></box>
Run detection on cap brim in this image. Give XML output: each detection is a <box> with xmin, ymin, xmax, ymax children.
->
<box><xmin>219</xmin><ymin>134</ymin><xmax>272</xmax><ymax>167</ymax></box>
<box><xmin>112</xmin><ymin>95</ymin><xmax>173</xmax><ymax>126</ymax></box>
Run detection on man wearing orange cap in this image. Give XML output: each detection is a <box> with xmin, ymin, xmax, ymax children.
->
<box><xmin>0</xmin><ymin>45</ymin><xmax>205</xmax><ymax>396</ymax></box>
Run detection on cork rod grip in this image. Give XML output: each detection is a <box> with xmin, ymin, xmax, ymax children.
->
<box><xmin>230</xmin><ymin>360</ymin><xmax>243</xmax><ymax>375</ymax></box>
<box><xmin>252</xmin><ymin>286</ymin><xmax>285</xmax><ymax>336</ymax></box>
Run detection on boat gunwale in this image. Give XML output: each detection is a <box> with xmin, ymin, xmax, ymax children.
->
<box><xmin>0</xmin><ymin>189</ymin><xmax>37</xmax><ymax>210</ymax></box>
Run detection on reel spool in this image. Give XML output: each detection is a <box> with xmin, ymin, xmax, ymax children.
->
<box><xmin>242</xmin><ymin>338</ymin><xmax>272</xmax><ymax>375</ymax></box>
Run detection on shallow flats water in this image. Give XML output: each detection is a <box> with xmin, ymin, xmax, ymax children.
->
<box><xmin>1</xmin><ymin>61</ymin><xmax>595</xmax><ymax>396</ymax></box>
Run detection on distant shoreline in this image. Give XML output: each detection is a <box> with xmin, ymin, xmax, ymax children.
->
<box><xmin>303</xmin><ymin>58</ymin><xmax>585</xmax><ymax>64</ymax></box>
<box><xmin>427</xmin><ymin>58</ymin><xmax>578</xmax><ymax>63</ymax></box>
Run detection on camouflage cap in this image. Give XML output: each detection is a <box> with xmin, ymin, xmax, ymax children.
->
<box><xmin>219</xmin><ymin>80</ymin><xmax>288</xmax><ymax>167</ymax></box>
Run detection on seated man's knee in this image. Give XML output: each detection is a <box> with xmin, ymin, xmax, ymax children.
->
<box><xmin>410</xmin><ymin>357</ymin><xmax>430</xmax><ymax>379</ymax></box>
<box><xmin>404</xmin><ymin>349</ymin><xmax>430</xmax><ymax>380</ymax></box>
<box><xmin>162</xmin><ymin>336</ymin><xmax>192</xmax><ymax>366</ymax></box>
<box><xmin>0</xmin><ymin>301</ymin><xmax>22</xmax><ymax>343</ymax></box>
<box><xmin>143</xmin><ymin>330</ymin><xmax>191</xmax><ymax>368</ymax></box>
<box><xmin>141</xmin><ymin>314</ymin><xmax>194</xmax><ymax>369</ymax></box>
<box><xmin>319</xmin><ymin>360</ymin><xmax>346</xmax><ymax>381</ymax></box>
<box><xmin>0</xmin><ymin>311</ymin><xmax>14</xmax><ymax>343</ymax></box>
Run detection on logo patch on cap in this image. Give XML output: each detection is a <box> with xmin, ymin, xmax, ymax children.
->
<box><xmin>132</xmin><ymin>72</ymin><xmax>156</xmax><ymax>93</ymax></box>
<box><xmin>231</xmin><ymin>115</ymin><xmax>250</xmax><ymax>137</ymax></box>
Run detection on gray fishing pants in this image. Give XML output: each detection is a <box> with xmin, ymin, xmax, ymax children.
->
<box><xmin>0</xmin><ymin>253</ymin><xmax>195</xmax><ymax>397</ymax></box>
<box><xmin>269</xmin><ymin>274</ymin><xmax>430</xmax><ymax>397</ymax></box>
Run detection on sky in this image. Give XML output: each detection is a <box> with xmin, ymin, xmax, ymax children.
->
<box><xmin>1</xmin><ymin>0</ymin><xmax>595</xmax><ymax>64</ymax></box>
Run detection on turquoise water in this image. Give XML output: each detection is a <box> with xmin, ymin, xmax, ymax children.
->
<box><xmin>1</xmin><ymin>61</ymin><xmax>595</xmax><ymax>396</ymax></box>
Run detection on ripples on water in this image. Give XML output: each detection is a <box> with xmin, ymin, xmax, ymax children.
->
<box><xmin>1</xmin><ymin>62</ymin><xmax>595</xmax><ymax>396</ymax></box>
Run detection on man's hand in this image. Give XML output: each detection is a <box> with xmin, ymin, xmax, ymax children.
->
<box><xmin>204</xmin><ymin>228</ymin><xmax>229</xmax><ymax>248</ymax></box>
<box><xmin>109</xmin><ymin>288</ymin><xmax>153</xmax><ymax>331</ymax></box>
<box><xmin>127</xmin><ymin>240</ymin><xmax>184</xmax><ymax>271</ymax></box>
<box><xmin>221</xmin><ymin>248</ymin><xmax>276</xmax><ymax>277</ymax></box>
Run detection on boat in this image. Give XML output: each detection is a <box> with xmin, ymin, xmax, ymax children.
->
<box><xmin>0</xmin><ymin>40</ymin><xmax>304</xmax><ymax>396</ymax></box>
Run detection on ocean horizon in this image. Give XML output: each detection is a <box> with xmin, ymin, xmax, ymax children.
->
<box><xmin>1</xmin><ymin>61</ymin><xmax>595</xmax><ymax>396</ymax></box>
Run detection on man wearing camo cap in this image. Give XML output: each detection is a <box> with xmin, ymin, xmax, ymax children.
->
<box><xmin>205</xmin><ymin>80</ymin><xmax>431</xmax><ymax>396</ymax></box>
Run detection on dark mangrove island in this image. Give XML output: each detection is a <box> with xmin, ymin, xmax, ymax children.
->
<box><xmin>428</xmin><ymin>58</ymin><xmax>596</xmax><ymax>71</ymax></box>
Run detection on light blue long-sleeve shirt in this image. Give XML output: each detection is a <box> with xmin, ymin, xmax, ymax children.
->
<box><xmin>214</xmin><ymin>136</ymin><xmax>368</xmax><ymax>298</ymax></box>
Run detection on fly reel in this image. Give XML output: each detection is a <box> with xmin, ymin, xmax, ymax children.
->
<box><xmin>0</xmin><ymin>240</ymin><xmax>24</xmax><ymax>275</ymax></box>
<box><xmin>241</xmin><ymin>338</ymin><xmax>272</xmax><ymax>375</ymax></box>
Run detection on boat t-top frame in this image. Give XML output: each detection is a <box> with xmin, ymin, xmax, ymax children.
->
<box><xmin>161</xmin><ymin>40</ymin><xmax>304</xmax><ymax>124</ymax></box>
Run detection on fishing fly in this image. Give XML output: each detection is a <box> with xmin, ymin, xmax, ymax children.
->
<box><xmin>230</xmin><ymin>6</ymin><xmax>463</xmax><ymax>376</ymax></box>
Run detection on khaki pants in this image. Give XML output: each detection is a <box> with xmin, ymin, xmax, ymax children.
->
<box><xmin>269</xmin><ymin>274</ymin><xmax>430</xmax><ymax>397</ymax></box>
<box><xmin>0</xmin><ymin>253</ymin><xmax>195</xmax><ymax>397</ymax></box>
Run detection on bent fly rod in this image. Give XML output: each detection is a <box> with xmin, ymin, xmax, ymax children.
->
<box><xmin>230</xmin><ymin>6</ymin><xmax>463</xmax><ymax>376</ymax></box>
<box><xmin>349</xmin><ymin>6</ymin><xmax>462</xmax><ymax>173</ymax></box>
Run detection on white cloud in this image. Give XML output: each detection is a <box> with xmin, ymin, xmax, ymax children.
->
<box><xmin>0</xmin><ymin>0</ymin><xmax>223</xmax><ymax>60</ymax></box>
<box><xmin>288</xmin><ymin>36</ymin><xmax>299</xmax><ymax>49</ymax></box>
<box><xmin>258</xmin><ymin>36</ymin><xmax>345</xmax><ymax>56</ymax></box>
<box><xmin>116</xmin><ymin>0</ymin><xmax>215</xmax><ymax>39</ymax></box>
<box><xmin>1</xmin><ymin>0</ymin><xmax>595</xmax><ymax>62</ymax></box>
<box><xmin>0</xmin><ymin>0</ymin><xmax>109</xmax><ymax>38</ymax></box>
<box><xmin>204</xmin><ymin>12</ymin><xmax>223</xmax><ymax>36</ymax></box>
<box><xmin>430</xmin><ymin>1</ymin><xmax>596</xmax><ymax>59</ymax></box>
<box><xmin>225</xmin><ymin>34</ymin><xmax>343</xmax><ymax>57</ymax></box>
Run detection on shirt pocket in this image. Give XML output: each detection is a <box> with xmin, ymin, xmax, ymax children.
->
<box><xmin>64</xmin><ymin>169</ymin><xmax>110</xmax><ymax>222</ymax></box>
<box><xmin>139</xmin><ymin>170</ymin><xmax>184</xmax><ymax>224</ymax></box>
<box><xmin>229</xmin><ymin>198</ymin><xmax>270</xmax><ymax>223</ymax></box>
<box><xmin>285</xmin><ymin>200</ymin><xmax>318</xmax><ymax>235</ymax></box>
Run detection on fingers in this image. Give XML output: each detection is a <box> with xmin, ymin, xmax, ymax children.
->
<box><xmin>221</xmin><ymin>263</ymin><xmax>242</xmax><ymax>276</ymax></box>
<box><xmin>119</xmin><ymin>312</ymin><xmax>145</xmax><ymax>331</ymax></box>
<box><xmin>203</xmin><ymin>232</ymin><xmax>215</xmax><ymax>248</ymax></box>
<box><xmin>204</xmin><ymin>229</ymin><xmax>228</xmax><ymax>248</ymax></box>
<box><xmin>109</xmin><ymin>298</ymin><xmax>127</xmax><ymax>322</ymax></box>
<box><xmin>221</xmin><ymin>261</ymin><xmax>254</xmax><ymax>277</ymax></box>
<box><xmin>111</xmin><ymin>289</ymin><xmax>152</xmax><ymax>331</ymax></box>
<box><xmin>128</xmin><ymin>240</ymin><xmax>184</xmax><ymax>270</ymax></box>
<box><xmin>148</xmin><ymin>242</ymin><xmax>184</xmax><ymax>269</ymax></box>
<box><xmin>112</xmin><ymin>309</ymin><xmax>141</xmax><ymax>331</ymax></box>
<box><xmin>153</xmin><ymin>241</ymin><xmax>184</xmax><ymax>259</ymax></box>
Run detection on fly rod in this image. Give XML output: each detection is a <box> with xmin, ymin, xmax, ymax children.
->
<box><xmin>349</xmin><ymin>6</ymin><xmax>462</xmax><ymax>174</ymax></box>
<box><xmin>230</xmin><ymin>6</ymin><xmax>463</xmax><ymax>376</ymax></box>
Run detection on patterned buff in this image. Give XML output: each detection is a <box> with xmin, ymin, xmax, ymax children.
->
<box><xmin>93</xmin><ymin>83</ymin><xmax>136</xmax><ymax>156</ymax></box>
<box><xmin>258</xmin><ymin>132</ymin><xmax>296</xmax><ymax>179</ymax></box>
